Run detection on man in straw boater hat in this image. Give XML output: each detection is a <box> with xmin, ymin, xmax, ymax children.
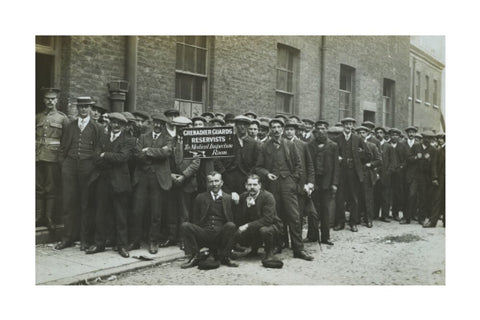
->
<box><xmin>55</xmin><ymin>96</ymin><xmax>101</xmax><ymax>251</ymax></box>
<box><xmin>36</xmin><ymin>88</ymin><xmax>69</xmax><ymax>235</ymax></box>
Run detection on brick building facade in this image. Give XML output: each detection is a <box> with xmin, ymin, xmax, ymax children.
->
<box><xmin>35</xmin><ymin>35</ymin><xmax>444</xmax><ymax>131</ymax></box>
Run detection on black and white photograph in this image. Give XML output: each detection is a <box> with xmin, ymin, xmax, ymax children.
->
<box><xmin>4</xmin><ymin>1</ymin><xmax>479</xmax><ymax>319</ymax></box>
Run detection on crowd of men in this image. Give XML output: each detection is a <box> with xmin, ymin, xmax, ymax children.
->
<box><xmin>36</xmin><ymin>88</ymin><xmax>445</xmax><ymax>268</ymax></box>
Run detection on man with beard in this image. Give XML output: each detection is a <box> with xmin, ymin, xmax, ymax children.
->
<box><xmin>332</xmin><ymin>117</ymin><xmax>371</xmax><ymax>232</ymax></box>
<box><xmin>36</xmin><ymin>88</ymin><xmax>69</xmax><ymax>234</ymax></box>
<box><xmin>307</xmin><ymin>120</ymin><xmax>339</xmax><ymax>245</ymax></box>
<box><xmin>129</xmin><ymin>113</ymin><xmax>173</xmax><ymax>254</ymax></box>
<box><xmin>55</xmin><ymin>97</ymin><xmax>101</xmax><ymax>250</ymax></box>
<box><xmin>86</xmin><ymin>113</ymin><xmax>133</xmax><ymax>258</ymax></box>
<box><xmin>180</xmin><ymin>171</ymin><xmax>238</xmax><ymax>268</ymax></box>
<box><xmin>255</xmin><ymin>118</ymin><xmax>313</xmax><ymax>261</ymax></box>
<box><xmin>234</xmin><ymin>174</ymin><xmax>283</xmax><ymax>261</ymax></box>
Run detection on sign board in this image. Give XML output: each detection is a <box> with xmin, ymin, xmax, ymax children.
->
<box><xmin>182</xmin><ymin>126</ymin><xmax>235</xmax><ymax>159</ymax></box>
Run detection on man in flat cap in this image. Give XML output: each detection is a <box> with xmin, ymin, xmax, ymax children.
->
<box><xmin>208</xmin><ymin>117</ymin><xmax>226</xmax><ymax>127</ymax></box>
<box><xmin>425</xmin><ymin>132</ymin><xmax>445</xmax><ymax>228</ymax></box>
<box><xmin>247</xmin><ymin>119</ymin><xmax>260</xmax><ymax>140</ymax></box>
<box><xmin>307</xmin><ymin>120</ymin><xmax>339</xmax><ymax>244</ymax></box>
<box><xmin>192</xmin><ymin>116</ymin><xmax>207</xmax><ymax>128</ymax></box>
<box><xmin>224</xmin><ymin>113</ymin><xmax>236</xmax><ymax>127</ymax></box>
<box><xmin>132</xmin><ymin>110</ymin><xmax>151</xmax><ymax>135</ymax></box>
<box><xmin>388</xmin><ymin>128</ymin><xmax>406</xmax><ymax>221</ymax></box>
<box><xmin>91</xmin><ymin>97</ymin><xmax>109</xmax><ymax>134</ymax></box>
<box><xmin>301</xmin><ymin>119</ymin><xmax>315</xmax><ymax>143</ymax></box>
<box><xmin>257</xmin><ymin>120</ymin><xmax>270</xmax><ymax>144</ymax></box>
<box><xmin>180</xmin><ymin>171</ymin><xmax>238</xmax><ymax>268</ymax></box>
<box><xmin>373</xmin><ymin>126</ymin><xmax>395</xmax><ymax>222</ymax></box>
<box><xmin>255</xmin><ymin>118</ymin><xmax>313</xmax><ymax>261</ymax></box>
<box><xmin>332</xmin><ymin>117</ymin><xmax>371</xmax><ymax>232</ymax></box>
<box><xmin>361</xmin><ymin>121</ymin><xmax>381</xmax><ymax>149</ymax></box>
<box><xmin>162</xmin><ymin>116</ymin><xmax>200</xmax><ymax>249</ymax></box>
<box><xmin>201</xmin><ymin>112</ymin><xmax>215</xmax><ymax>121</ymax></box>
<box><xmin>86</xmin><ymin>113</ymin><xmax>133</xmax><ymax>258</ymax></box>
<box><xmin>164</xmin><ymin>109</ymin><xmax>180</xmax><ymax>138</ymax></box>
<box><xmin>36</xmin><ymin>88</ymin><xmax>69</xmax><ymax>234</ymax></box>
<box><xmin>416</xmin><ymin>131</ymin><xmax>437</xmax><ymax>226</ymax></box>
<box><xmin>215</xmin><ymin>112</ymin><xmax>225</xmax><ymax>120</ymax></box>
<box><xmin>399</xmin><ymin>126</ymin><xmax>422</xmax><ymax>224</ymax></box>
<box><xmin>244</xmin><ymin>111</ymin><xmax>257</xmax><ymax>119</ymax></box>
<box><xmin>129</xmin><ymin>113</ymin><xmax>173</xmax><ymax>254</ymax></box>
<box><xmin>55</xmin><ymin>97</ymin><xmax>101</xmax><ymax>250</ymax></box>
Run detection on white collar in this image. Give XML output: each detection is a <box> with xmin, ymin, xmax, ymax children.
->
<box><xmin>152</xmin><ymin>131</ymin><xmax>161</xmax><ymax>139</ymax></box>
<box><xmin>391</xmin><ymin>142</ymin><xmax>397</xmax><ymax>148</ymax></box>
<box><xmin>380</xmin><ymin>140</ymin><xmax>385</xmax><ymax>145</ymax></box>
<box><xmin>407</xmin><ymin>138</ymin><xmax>415</xmax><ymax>147</ymax></box>
<box><xmin>343</xmin><ymin>131</ymin><xmax>351</xmax><ymax>140</ymax></box>
<box><xmin>210</xmin><ymin>189</ymin><xmax>223</xmax><ymax>200</ymax></box>
<box><xmin>167</xmin><ymin>126</ymin><xmax>176</xmax><ymax>137</ymax></box>
<box><xmin>78</xmin><ymin>116</ymin><xmax>90</xmax><ymax>125</ymax></box>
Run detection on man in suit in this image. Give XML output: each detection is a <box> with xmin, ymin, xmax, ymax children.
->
<box><xmin>400</xmin><ymin>126</ymin><xmax>422</xmax><ymax>224</ymax></box>
<box><xmin>374</xmin><ymin>126</ymin><xmax>395</xmax><ymax>222</ymax></box>
<box><xmin>129</xmin><ymin>113</ymin><xmax>173</xmax><ymax>254</ymax></box>
<box><xmin>180</xmin><ymin>171</ymin><xmax>239</xmax><ymax>268</ymax></box>
<box><xmin>257</xmin><ymin>120</ymin><xmax>270</xmax><ymax>144</ymax></box>
<box><xmin>308</xmin><ymin>120</ymin><xmax>339</xmax><ymax>245</ymax></box>
<box><xmin>332</xmin><ymin>117</ymin><xmax>371</xmax><ymax>232</ymax></box>
<box><xmin>416</xmin><ymin>131</ymin><xmax>437</xmax><ymax>225</ymax></box>
<box><xmin>424</xmin><ymin>132</ymin><xmax>445</xmax><ymax>228</ymax></box>
<box><xmin>388</xmin><ymin>128</ymin><xmax>406</xmax><ymax>221</ymax></box>
<box><xmin>234</xmin><ymin>174</ymin><xmax>283</xmax><ymax>260</ymax></box>
<box><xmin>55</xmin><ymin>97</ymin><xmax>101</xmax><ymax>250</ymax></box>
<box><xmin>161</xmin><ymin>116</ymin><xmax>200</xmax><ymax>248</ymax></box>
<box><xmin>255</xmin><ymin>118</ymin><xmax>313</xmax><ymax>261</ymax></box>
<box><xmin>36</xmin><ymin>88</ymin><xmax>69</xmax><ymax>234</ymax></box>
<box><xmin>356</xmin><ymin>126</ymin><xmax>382</xmax><ymax>228</ymax></box>
<box><xmin>284</xmin><ymin>120</ymin><xmax>316</xmax><ymax>245</ymax></box>
<box><xmin>85</xmin><ymin>113</ymin><xmax>133</xmax><ymax>258</ymax></box>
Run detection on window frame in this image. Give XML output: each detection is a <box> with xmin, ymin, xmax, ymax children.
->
<box><xmin>275</xmin><ymin>44</ymin><xmax>299</xmax><ymax>115</ymax></box>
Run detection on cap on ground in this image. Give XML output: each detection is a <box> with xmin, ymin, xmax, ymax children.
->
<box><xmin>244</xmin><ymin>111</ymin><xmax>257</xmax><ymax>118</ymax></box>
<box><xmin>76</xmin><ymin>96</ymin><xmax>95</xmax><ymax>105</ymax></box>
<box><xmin>164</xmin><ymin>108</ymin><xmax>180</xmax><ymax>117</ymax></box>
<box><xmin>234</xmin><ymin>115</ymin><xmax>252</xmax><ymax>124</ymax></box>
<box><xmin>172</xmin><ymin>116</ymin><xmax>192</xmax><ymax>126</ymax></box>
<box><xmin>209</xmin><ymin>118</ymin><xmax>225</xmax><ymax>126</ymax></box>
<box><xmin>151</xmin><ymin>113</ymin><xmax>170</xmax><ymax>123</ymax></box>
<box><xmin>340</xmin><ymin>117</ymin><xmax>356</xmax><ymax>124</ymax></box>
<box><xmin>108</xmin><ymin>112</ymin><xmax>128</xmax><ymax>124</ymax></box>
<box><xmin>389</xmin><ymin>128</ymin><xmax>402</xmax><ymax>135</ymax></box>
<box><xmin>261</xmin><ymin>258</ymin><xmax>283</xmax><ymax>269</ymax></box>
<box><xmin>269</xmin><ymin>118</ymin><xmax>285</xmax><ymax>127</ymax></box>
<box><xmin>121</xmin><ymin>112</ymin><xmax>136</xmax><ymax>122</ymax></box>
<box><xmin>191</xmin><ymin>116</ymin><xmax>207</xmax><ymax>123</ymax></box>
<box><xmin>132</xmin><ymin>110</ymin><xmax>150</xmax><ymax>120</ymax></box>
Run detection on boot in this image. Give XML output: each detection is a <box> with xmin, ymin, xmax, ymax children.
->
<box><xmin>45</xmin><ymin>199</ymin><xmax>57</xmax><ymax>236</ymax></box>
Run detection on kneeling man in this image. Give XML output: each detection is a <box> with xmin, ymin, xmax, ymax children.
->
<box><xmin>180</xmin><ymin>171</ymin><xmax>238</xmax><ymax>268</ymax></box>
<box><xmin>235</xmin><ymin>174</ymin><xmax>283</xmax><ymax>261</ymax></box>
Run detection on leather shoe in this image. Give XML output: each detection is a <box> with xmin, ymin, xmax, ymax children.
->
<box><xmin>333</xmin><ymin>224</ymin><xmax>345</xmax><ymax>231</ymax></box>
<box><xmin>159</xmin><ymin>239</ymin><xmax>176</xmax><ymax>248</ymax></box>
<box><xmin>118</xmin><ymin>247</ymin><xmax>130</xmax><ymax>258</ymax></box>
<box><xmin>80</xmin><ymin>242</ymin><xmax>89</xmax><ymax>251</ymax></box>
<box><xmin>302</xmin><ymin>237</ymin><xmax>316</xmax><ymax>243</ymax></box>
<box><xmin>181</xmin><ymin>256</ymin><xmax>200</xmax><ymax>269</ymax></box>
<box><xmin>351</xmin><ymin>225</ymin><xmax>358</xmax><ymax>232</ymax></box>
<box><xmin>85</xmin><ymin>245</ymin><xmax>105</xmax><ymax>254</ymax></box>
<box><xmin>220</xmin><ymin>257</ymin><xmax>239</xmax><ymax>267</ymax></box>
<box><xmin>320</xmin><ymin>240</ymin><xmax>334</xmax><ymax>246</ymax></box>
<box><xmin>366</xmin><ymin>221</ymin><xmax>373</xmax><ymax>228</ymax></box>
<box><xmin>293</xmin><ymin>250</ymin><xmax>314</xmax><ymax>261</ymax></box>
<box><xmin>127</xmin><ymin>242</ymin><xmax>140</xmax><ymax>251</ymax></box>
<box><xmin>233</xmin><ymin>243</ymin><xmax>247</xmax><ymax>252</ymax></box>
<box><xmin>399</xmin><ymin>218</ymin><xmax>410</xmax><ymax>224</ymax></box>
<box><xmin>379</xmin><ymin>217</ymin><xmax>391</xmax><ymax>223</ymax></box>
<box><xmin>54</xmin><ymin>241</ymin><xmax>71</xmax><ymax>250</ymax></box>
<box><xmin>149</xmin><ymin>242</ymin><xmax>158</xmax><ymax>254</ymax></box>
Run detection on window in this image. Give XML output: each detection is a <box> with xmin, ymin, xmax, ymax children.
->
<box><xmin>433</xmin><ymin>79</ymin><xmax>438</xmax><ymax>106</ymax></box>
<box><xmin>175</xmin><ymin>36</ymin><xmax>208</xmax><ymax>117</ymax></box>
<box><xmin>415</xmin><ymin>71</ymin><xmax>421</xmax><ymax>100</ymax></box>
<box><xmin>425</xmin><ymin>75</ymin><xmax>430</xmax><ymax>104</ymax></box>
<box><xmin>363</xmin><ymin>110</ymin><xmax>375</xmax><ymax>123</ymax></box>
<box><xmin>339</xmin><ymin>64</ymin><xmax>355</xmax><ymax>120</ymax></box>
<box><xmin>383</xmin><ymin>78</ymin><xmax>395</xmax><ymax>127</ymax></box>
<box><xmin>276</xmin><ymin>44</ymin><xmax>299</xmax><ymax>114</ymax></box>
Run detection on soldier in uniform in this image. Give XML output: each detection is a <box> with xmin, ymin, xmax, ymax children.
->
<box><xmin>36</xmin><ymin>88</ymin><xmax>69</xmax><ymax>234</ymax></box>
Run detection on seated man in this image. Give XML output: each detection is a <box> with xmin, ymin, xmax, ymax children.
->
<box><xmin>234</xmin><ymin>174</ymin><xmax>283</xmax><ymax>261</ymax></box>
<box><xmin>180</xmin><ymin>171</ymin><xmax>238</xmax><ymax>268</ymax></box>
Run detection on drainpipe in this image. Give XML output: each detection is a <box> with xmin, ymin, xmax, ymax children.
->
<box><xmin>411</xmin><ymin>57</ymin><xmax>416</xmax><ymax>126</ymax></box>
<box><xmin>126</xmin><ymin>36</ymin><xmax>138</xmax><ymax>112</ymax></box>
<box><xmin>319</xmin><ymin>36</ymin><xmax>326</xmax><ymax>119</ymax></box>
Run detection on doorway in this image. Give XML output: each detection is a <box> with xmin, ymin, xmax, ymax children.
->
<box><xmin>36</xmin><ymin>53</ymin><xmax>55</xmax><ymax>114</ymax></box>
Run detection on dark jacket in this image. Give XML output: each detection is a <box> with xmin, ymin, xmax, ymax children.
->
<box><xmin>171</xmin><ymin>138</ymin><xmax>200</xmax><ymax>193</ymax></box>
<box><xmin>378</xmin><ymin>141</ymin><xmax>395</xmax><ymax>185</ymax></box>
<box><xmin>133</xmin><ymin>130</ymin><xmax>173</xmax><ymax>191</ymax></box>
<box><xmin>363</xmin><ymin>141</ymin><xmax>382</xmax><ymax>186</ymax></box>
<box><xmin>291</xmin><ymin>138</ymin><xmax>315</xmax><ymax>188</ymax></box>
<box><xmin>401</xmin><ymin>140</ymin><xmax>422</xmax><ymax>184</ymax></box>
<box><xmin>307</xmin><ymin>138</ymin><xmax>339</xmax><ymax>190</ymax></box>
<box><xmin>217</xmin><ymin>135</ymin><xmax>261</xmax><ymax>175</ymax></box>
<box><xmin>90</xmin><ymin>131</ymin><xmax>134</xmax><ymax>193</ymax></box>
<box><xmin>191</xmin><ymin>191</ymin><xmax>234</xmax><ymax>226</ymax></box>
<box><xmin>334</xmin><ymin>133</ymin><xmax>371</xmax><ymax>182</ymax></box>
<box><xmin>60</xmin><ymin>118</ymin><xmax>101</xmax><ymax>162</ymax></box>
<box><xmin>235</xmin><ymin>190</ymin><xmax>283</xmax><ymax>231</ymax></box>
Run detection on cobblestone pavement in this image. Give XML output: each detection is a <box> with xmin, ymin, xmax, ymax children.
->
<box><xmin>94</xmin><ymin>220</ymin><xmax>445</xmax><ymax>285</ymax></box>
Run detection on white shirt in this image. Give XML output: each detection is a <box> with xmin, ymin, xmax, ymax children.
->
<box><xmin>110</xmin><ymin>131</ymin><xmax>121</xmax><ymax>142</ymax></box>
<box><xmin>407</xmin><ymin>138</ymin><xmax>415</xmax><ymax>148</ymax></box>
<box><xmin>210</xmin><ymin>189</ymin><xmax>223</xmax><ymax>201</ymax></box>
<box><xmin>391</xmin><ymin>142</ymin><xmax>397</xmax><ymax>148</ymax></box>
<box><xmin>380</xmin><ymin>140</ymin><xmax>385</xmax><ymax>146</ymax></box>
<box><xmin>152</xmin><ymin>131</ymin><xmax>161</xmax><ymax>140</ymax></box>
<box><xmin>166</xmin><ymin>126</ymin><xmax>176</xmax><ymax>138</ymax></box>
<box><xmin>343</xmin><ymin>131</ymin><xmax>351</xmax><ymax>141</ymax></box>
<box><xmin>78</xmin><ymin>116</ymin><xmax>91</xmax><ymax>131</ymax></box>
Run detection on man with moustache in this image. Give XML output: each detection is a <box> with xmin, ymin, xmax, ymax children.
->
<box><xmin>374</xmin><ymin>126</ymin><xmax>395</xmax><ymax>222</ymax></box>
<box><xmin>180</xmin><ymin>171</ymin><xmax>238</xmax><ymax>268</ymax></box>
<box><xmin>86</xmin><ymin>113</ymin><xmax>133</xmax><ymax>258</ymax></box>
<box><xmin>307</xmin><ymin>120</ymin><xmax>339</xmax><ymax>245</ymax></box>
<box><xmin>333</xmin><ymin>117</ymin><xmax>371</xmax><ymax>232</ymax></box>
<box><xmin>55</xmin><ymin>97</ymin><xmax>101</xmax><ymax>250</ymax></box>
<box><xmin>255</xmin><ymin>118</ymin><xmax>313</xmax><ymax>261</ymax></box>
<box><xmin>129</xmin><ymin>113</ymin><xmax>173</xmax><ymax>254</ymax></box>
<box><xmin>36</xmin><ymin>88</ymin><xmax>69</xmax><ymax>234</ymax></box>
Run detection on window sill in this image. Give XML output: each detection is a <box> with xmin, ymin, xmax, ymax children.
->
<box><xmin>415</xmin><ymin>99</ymin><xmax>422</xmax><ymax>103</ymax></box>
<box><xmin>425</xmin><ymin>102</ymin><xmax>431</xmax><ymax>106</ymax></box>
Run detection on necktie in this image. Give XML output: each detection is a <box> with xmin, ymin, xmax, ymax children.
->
<box><xmin>153</xmin><ymin>133</ymin><xmax>159</xmax><ymax>140</ymax></box>
<box><xmin>79</xmin><ymin>119</ymin><xmax>85</xmax><ymax>132</ymax></box>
